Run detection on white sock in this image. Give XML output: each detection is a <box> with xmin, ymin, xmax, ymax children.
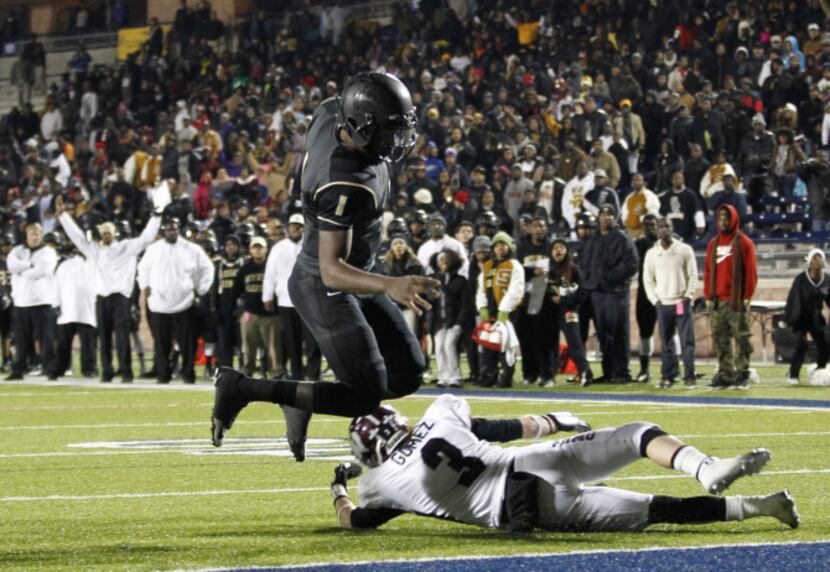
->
<box><xmin>725</xmin><ymin>496</ymin><xmax>745</xmax><ymax>521</ymax></box>
<box><xmin>672</xmin><ymin>445</ymin><xmax>713</xmax><ymax>480</ymax></box>
<box><xmin>726</xmin><ymin>495</ymin><xmax>767</xmax><ymax>521</ymax></box>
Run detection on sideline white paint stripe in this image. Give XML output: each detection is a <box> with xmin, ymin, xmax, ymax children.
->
<box><xmin>0</xmin><ymin>418</ymin><xmax>347</xmax><ymax>431</ymax></box>
<box><xmin>174</xmin><ymin>540</ymin><xmax>830</xmax><ymax>572</ymax></box>
<box><xmin>0</xmin><ymin>403</ymin><xmax>212</xmax><ymax>411</ymax></box>
<box><xmin>0</xmin><ymin>486</ymin><xmax>326</xmax><ymax>502</ymax></box>
<box><xmin>2</xmin><ymin>469</ymin><xmax>827</xmax><ymax>502</ymax></box>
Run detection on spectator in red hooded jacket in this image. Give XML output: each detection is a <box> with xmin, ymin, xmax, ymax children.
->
<box><xmin>703</xmin><ymin>205</ymin><xmax>758</xmax><ymax>389</ymax></box>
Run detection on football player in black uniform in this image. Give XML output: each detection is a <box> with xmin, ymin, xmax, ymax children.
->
<box><xmin>211</xmin><ymin>73</ymin><xmax>439</xmax><ymax>458</ymax></box>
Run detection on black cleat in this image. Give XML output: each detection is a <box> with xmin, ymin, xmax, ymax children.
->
<box><xmin>211</xmin><ymin>367</ymin><xmax>250</xmax><ymax>447</ymax></box>
<box><xmin>282</xmin><ymin>406</ymin><xmax>312</xmax><ymax>462</ymax></box>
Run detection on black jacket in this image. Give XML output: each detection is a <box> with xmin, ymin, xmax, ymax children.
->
<box><xmin>231</xmin><ymin>259</ymin><xmax>274</xmax><ymax>316</ymax></box>
<box><xmin>785</xmin><ymin>271</ymin><xmax>830</xmax><ymax>332</ymax></box>
<box><xmin>431</xmin><ymin>272</ymin><xmax>467</xmax><ymax>332</ymax></box>
<box><xmin>579</xmin><ymin>227</ymin><xmax>639</xmax><ymax>294</ymax></box>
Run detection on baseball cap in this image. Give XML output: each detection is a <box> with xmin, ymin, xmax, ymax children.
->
<box><xmin>599</xmin><ymin>203</ymin><xmax>618</xmax><ymax>217</ymax></box>
<box><xmin>414</xmin><ymin>189</ymin><xmax>433</xmax><ymax>205</ymax></box>
<box><xmin>288</xmin><ymin>213</ymin><xmax>304</xmax><ymax>225</ymax></box>
<box><xmin>594</xmin><ymin>168</ymin><xmax>607</xmax><ymax>178</ymax></box>
<box><xmin>250</xmin><ymin>236</ymin><xmax>267</xmax><ymax>248</ymax></box>
<box><xmin>98</xmin><ymin>222</ymin><xmax>116</xmax><ymax>236</ymax></box>
<box><xmin>472</xmin><ymin>236</ymin><xmax>492</xmax><ymax>252</ymax></box>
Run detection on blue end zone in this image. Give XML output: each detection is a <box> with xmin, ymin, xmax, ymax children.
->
<box><xmin>417</xmin><ymin>387</ymin><xmax>830</xmax><ymax>410</ymax></box>
<box><xmin>239</xmin><ymin>541</ymin><xmax>830</xmax><ymax>572</ymax></box>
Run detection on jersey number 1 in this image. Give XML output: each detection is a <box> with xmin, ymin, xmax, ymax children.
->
<box><xmin>421</xmin><ymin>438</ymin><xmax>485</xmax><ymax>487</ymax></box>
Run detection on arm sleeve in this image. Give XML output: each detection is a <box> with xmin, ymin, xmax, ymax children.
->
<box><xmin>58</xmin><ymin>212</ymin><xmax>94</xmax><ymax>258</ymax></box>
<box><xmin>605</xmin><ymin>236</ymin><xmax>639</xmax><ymax>284</ymax></box>
<box><xmin>125</xmin><ymin>215</ymin><xmax>161</xmax><ymax>256</ymax></box>
<box><xmin>703</xmin><ymin>240</ymin><xmax>714</xmax><ymax>300</ymax></box>
<box><xmin>742</xmin><ymin>237</ymin><xmax>758</xmax><ymax>300</ymax></box>
<box><xmin>22</xmin><ymin>247</ymin><xmax>57</xmax><ymax>279</ymax></box>
<box><xmin>694</xmin><ymin>210</ymin><xmax>706</xmax><ymax>230</ymax></box>
<box><xmin>498</xmin><ymin>260</ymin><xmax>526</xmax><ymax>313</ymax></box>
<box><xmin>6</xmin><ymin>247</ymin><xmax>31</xmax><ymax>274</ymax></box>
<box><xmin>643</xmin><ymin>250</ymin><xmax>659</xmax><ymax>306</ymax></box>
<box><xmin>349</xmin><ymin>507</ymin><xmax>405</xmax><ymax>529</ymax></box>
<box><xmin>646</xmin><ymin>191</ymin><xmax>661</xmax><ymax>215</ymax></box>
<box><xmin>194</xmin><ymin>246</ymin><xmax>216</xmax><ymax>296</ymax></box>
<box><xmin>684</xmin><ymin>245</ymin><xmax>699</xmax><ymax>300</ymax></box>
<box><xmin>231</xmin><ymin>264</ymin><xmax>245</xmax><ymax>302</ymax></box>
<box><xmin>137</xmin><ymin>248</ymin><xmax>152</xmax><ymax>289</ymax></box>
<box><xmin>561</xmin><ymin>187</ymin><xmax>575</xmax><ymax>228</ymax></box>
<box><xmin>476</xmin><ymin>271</ymin><xmax>486</xmax><ymax>310</ymax></box>
<box><xmin>315</xmin><ymin>185</ymin><xmax>376</xmax><ymax>230</ymax></box>
<box><xmin>470</xmin><ymin>418</ymin><xmax>523</xmax><ymax>442</ymax></box>
<box><xmin>262</xmin><ymin>246</ymin><xmax>279</xmax><ymax>303</ymax></box>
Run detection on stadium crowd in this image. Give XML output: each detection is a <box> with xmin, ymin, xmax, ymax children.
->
<box><xmin>1</xmin><ymin>0</ymin><xmax>830</xmax><ymax>389</ymax></box>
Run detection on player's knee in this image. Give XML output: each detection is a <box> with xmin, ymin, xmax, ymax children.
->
<box><xmin>385</xmin><ymin>369</ymin><xmax>423</xmax><ymax>399</ymax></box>
<box><xmin>617</xmin><ymin>422</ymin><xmax>665</xmax><ymax>457</ymax></box>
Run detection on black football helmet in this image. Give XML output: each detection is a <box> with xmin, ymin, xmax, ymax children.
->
<box><xmin>114</xmin><ymin>220</ymin><xmax>132</xmax><ymax>239</ymax></box>
<box><xmin>200</xmin><ymin>236</ymin><xmax>219</xmax><ymax>255</ymax></box>
<box><xmin>386</xmin><ymin>217</ymin><xmax>408</xmax><ymax>237</ymax></box>
<box><xmin>349</xmin><ymin>405</ymin><xmax>410</xmax><ymax>468</ymax></box>
<box><xmin>476</xmin><ymin>211</ymin><xmax>500</xmax><ymax>229</ymax></box>
<box><xmin>575</xmin><ymin>212</ymin><xmax>597</xmax><ymax>230</ymax></box>
<box><xmin>337</xmin><ymin>72</ymin><xmax>417</xmax><ymax>163</ymax></box>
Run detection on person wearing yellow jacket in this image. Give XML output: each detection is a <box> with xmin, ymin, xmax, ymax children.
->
<box><xmin>476</xmin><ymin>232</ymin><xmax>525</xmax><ymax>387</ymax></box>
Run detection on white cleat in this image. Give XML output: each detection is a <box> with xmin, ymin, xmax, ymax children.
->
<box><xmin>699</xmin><ymin>448</ymin><xmax>772</xmax><ymax>495</ymax></box>
<box><xmin>768</xmin><ymin>490</ymin><xmax>800</xmax><ymax>529</ymax></box>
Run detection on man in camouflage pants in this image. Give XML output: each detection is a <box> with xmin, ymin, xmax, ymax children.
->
<box><xmin>703</xmin><ymin>204</ymin><xmax>757</xmax><ymax>388</ymax></box>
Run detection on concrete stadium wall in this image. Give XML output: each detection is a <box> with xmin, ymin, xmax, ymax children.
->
<box><xmin>626</xmin><ymin>277</ymin><xmax>790</xmax><ymax>363</ymax></box>
<box><xmin>0</xmin><ymin>46</ymin><xmax>117</xmax><ymax>83</ymax></box>
<box><xmin>129</xmin><ymin>278</ymin><xmax>792</xmax><ymax>364</ymax></box>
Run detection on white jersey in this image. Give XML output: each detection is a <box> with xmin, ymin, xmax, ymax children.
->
<box><xmin>357</xmin><ymin>394</ymin><xmax>516</xmax><ymax>528</ymax></box>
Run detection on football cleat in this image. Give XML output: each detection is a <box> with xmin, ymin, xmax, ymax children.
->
<box><xmin>210</xmin><ymin>367</ymin><xmax>249</xmax><ymax>448</ymax></box>
<box><xmin>698</xmin><ymin>448</ymin><xmax>771</xmax><ymax>495</ymax></box>
<box><xmin>635</xmin><ymin>371</ymin><xmax>650</xmax><ymax>383</ymax></box>
<box><xmin>282</xmin><ymin>406</ymin><xmax>312</xmax><ymax>462</ymax></box>
<box><xmin>768</xmin><ymin>490</ymin><xmax>800</xmax><ymax>529</ymax></box>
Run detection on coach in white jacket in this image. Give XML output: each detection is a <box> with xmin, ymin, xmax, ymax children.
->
<box><xmin>262</xmin><ymin>213</ymin><xmax>321</xmax><ymax>381</ymax></box>
<box><xmin>262</xmin><ymin>213</ymin><xmax>322</xmax><ymax>462</ymax></box>
<box><xmin>643</xmin><ymin>217</ymin><xmax>699</xmax><ymax>388</ymax></box>
<box><xmin>417</xmin><ymin>213</ymin><xmax>469</xmax><ymax>278</ymax></box>
<box><xmin>137</xmin><ymin>218</ymin><xmax>214</xmax><ymax>384</ymax></box>
<box><xmin>56</xmin><ymin>196</ymin><xmax>161</xmax><ymax>382</ymax></box>
<box><xmin>54</xmin><ymin>248</ymin><xmax>97</xmax><ymax>378</ymax></box>
<box><xmin>6</xmin><ymin>223</ymin><xmax>58</xmax><ymax>380</ymax></box>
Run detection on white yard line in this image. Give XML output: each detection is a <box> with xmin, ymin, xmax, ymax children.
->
<box><xmin>1</xmin><ymin>468</ymin><xmax>827</xmax><ymax>503</ymax></box>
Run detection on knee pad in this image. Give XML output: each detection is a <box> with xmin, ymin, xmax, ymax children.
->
<box><xmin>617</xmin><ymin>422</ymin><xmax>664</xmax><ymax>457</ymax></box>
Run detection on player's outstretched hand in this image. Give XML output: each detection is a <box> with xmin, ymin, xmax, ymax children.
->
<box><xmin>546</xmin><ymin>412</ymin><xmax>591</xmax><ymax>433</ymax></box>
<box><xmin>331</xmin><ymin>463</ymin><xmax>362</xmax><ymax>502</ymax></box>
<box><xmin>386</xmin><ymin>275</ymin><xmax>441</xmax><ymax>316</ymax></box>
<box><xmin>333</xmin><ymin>462</ymin><xmax>363</xmax><ymax>487</ymax></box>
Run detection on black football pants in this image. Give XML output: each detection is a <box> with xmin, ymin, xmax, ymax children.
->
<box><xmin>97</xmin><ymin>294</ymin><xmax>133</xmax><ymax>380</ymax></box>
<box><xmin>288</xmin><ymin>266</ymin><xmax>425</xmax><ymax>416</ymax></box>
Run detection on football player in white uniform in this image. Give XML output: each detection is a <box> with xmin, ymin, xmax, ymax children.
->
<box><xmin>329</xmin><ymin>395</ymin><xmax>799</xmax><ymax>532</ymax></box>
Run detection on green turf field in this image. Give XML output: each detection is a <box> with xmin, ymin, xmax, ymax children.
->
<box><xmin>1</xmin><ymin>363</ymin><xmax>828</xmax><ymax>571</ymax></box>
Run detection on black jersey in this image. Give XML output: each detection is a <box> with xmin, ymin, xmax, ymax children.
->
<box><xmin>296</xmin><ymin>98</ymin><xmax>391</xmax><ymax>277</ymax></box>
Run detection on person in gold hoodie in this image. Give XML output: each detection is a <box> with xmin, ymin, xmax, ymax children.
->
<box><xmin>475</xmin><ymin>232</ymin><xmax>525</xmax><ymax>387</ymax></box>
